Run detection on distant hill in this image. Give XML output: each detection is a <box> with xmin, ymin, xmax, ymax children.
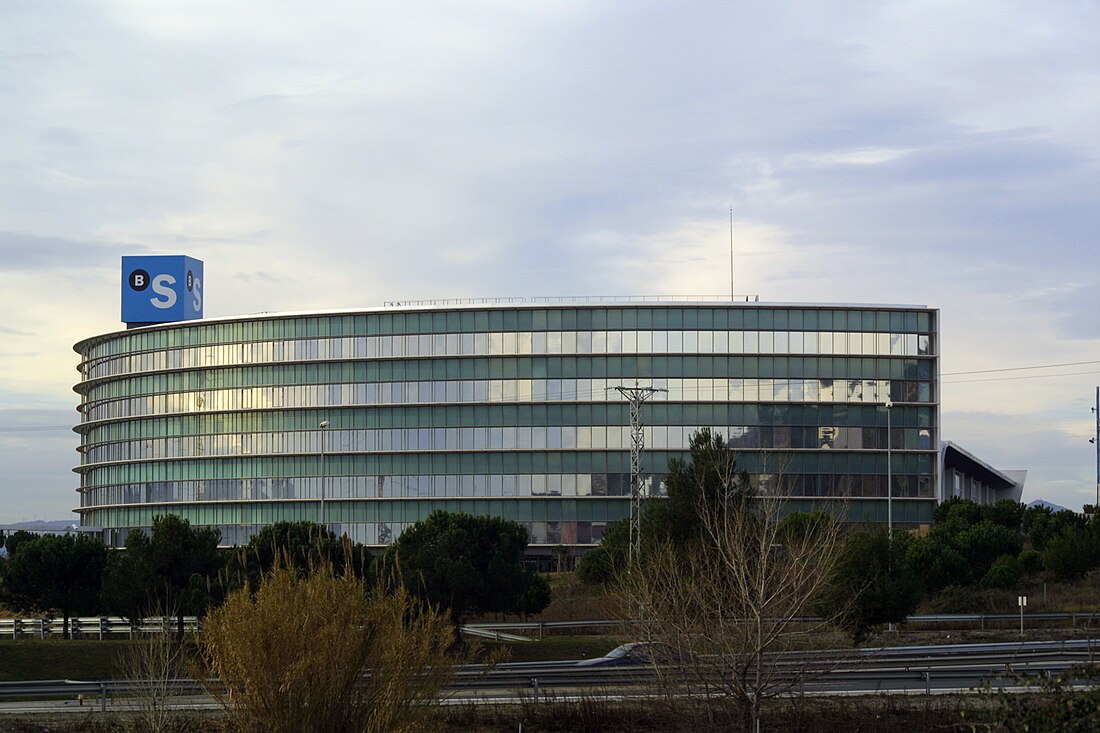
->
<box><xmin>1027</xmin><ymin>499</ymin><xmax>1071</xmax><ymax>512</ymax></box>
<box><xmin>0</xmin><ymin>519</ymin><xmax>79</xmax><ymax>532</ymax></box>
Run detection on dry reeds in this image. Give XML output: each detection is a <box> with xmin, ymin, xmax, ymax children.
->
<box><xmin>200</xmin><ymin>559</ymin><xmax>453</xmax><ymax>733</ymax></box>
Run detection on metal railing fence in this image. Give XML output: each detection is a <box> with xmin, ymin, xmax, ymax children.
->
<box><xmin>2</xmin><ymin>612</ymin><xmax>1100</xmax><ymax>641</ymax></box>
<box><xmin>0</xmin><ymin>616</ymin><xmax>200</xmax><ymax>640</ymax></box>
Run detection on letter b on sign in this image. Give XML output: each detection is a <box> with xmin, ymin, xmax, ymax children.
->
<box><xmin>129</xmin><ymin>270</ymin><xmax>150</xmax><ymax>291</ymax></box>
<box><xmin>121</xmin><ymin>256</ymin><xmax>203</xmax><ymax>325</ymax></box>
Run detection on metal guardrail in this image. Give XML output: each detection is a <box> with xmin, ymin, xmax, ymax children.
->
<box><xmin>910</xmin><ymin>612</ymin><xmax>1100</xmax><ymax>624</ymax></box>
<box><xmin>2</xmin><ymin>641</ymin><xmax>1096</xmax><ymax>708</ymax></box>
<box><xmin>463</xmin><ymin>613</ymin><xmax>1100</xmax><ymax>634</ymax></box>
<box><xmin>0</xmin><ymin>616</ymin><xmax>201</xmax><ymax>640</ymax></box>
<box><xmin>0</xmin><ymin>616</ymin><xmax>613</xmax><ymax>642</ymax></box>
<box><xmin>2</xmin><ymin>612</ymin><xmax>1098</xmax><ymax>642</ymax></box>
<box><xmin>458</xmin><ymin>626</ymin><xmax>536</xmax><ymax>643</ymax></box>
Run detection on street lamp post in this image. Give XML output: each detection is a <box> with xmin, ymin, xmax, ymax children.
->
<box><xmin>319</xmin><ymin>420</ymin><xmax>329</xmax><ymax>530</ymax></box>
<box><xmin>883</xmin><ymin>400</ymin><xmax>894</xmax><ymax>542</ymax></box>
<box><xmin>1091</xmin><ymin>387</ymin><xmax>1100</xmax><ymax>513</ymax></box>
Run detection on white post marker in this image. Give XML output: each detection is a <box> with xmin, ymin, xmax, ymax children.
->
<box><xmin>1018</xmin><ymin>595</ymin><xmax>1027</xmax><ymax>638</ymax></box>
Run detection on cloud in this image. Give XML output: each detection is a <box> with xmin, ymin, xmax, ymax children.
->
<box><xmin>0</xmin><ymin>231</ymin><xmax>146</xmax><ymax>272</ymax></box>
<box><xmin>0</xmin><ymin>408</ymin><xmax>79</xmax><ymax>523</ymax></box>
<box><xmin>0</xmin><ymin>1</ymin><xmax>1098</xmax><ymax>514</ymax></box>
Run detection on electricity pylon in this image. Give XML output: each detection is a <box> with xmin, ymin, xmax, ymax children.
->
<box><xmin>611</xmin><ymin>383</ymin><xmax>666</xmax><ymax>563</ymax></box>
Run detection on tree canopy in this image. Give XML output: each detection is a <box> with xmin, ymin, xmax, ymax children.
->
<box><xmin>225</xmin><ymin>521</ymin><xmax>370</xmax><ymax>590</ymax></box>
<box><xmin>819</xmin><ymin>528</ymin><xmax>921</xmax><ymax>642</ymax></box>
<box><xmin>378</xmin><ymin>511</ymin><xmax>550</xmax><ymax>623</ymax></box>
<box><xmin>3</xmin><ymin>530</ymin><xmax>37</xmax><ymax>559</ymax></box>
<box><xmin>100</xmin><ymin>529</ymin><xmax>160</xmax><ymax>622</ymax></box>
<box><xmin>101</xmin><ymin>515</ymin><xmax>223</xmax><ymax>636</ymax></box>
<box><xmin>0</xmin><ymin>533</ymin><xmax>107</xmax><ymax>637</ymax></box>
<box><xmin>578</xmin><ymin>428</ymin><xmax>752</xmax><ymax>584</ymax></box>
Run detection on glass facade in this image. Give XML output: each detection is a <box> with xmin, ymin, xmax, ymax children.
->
<box><xmin>73</xmin><ymin>302</ymin><xmax>940</xmax><ymax>549</ymax></box>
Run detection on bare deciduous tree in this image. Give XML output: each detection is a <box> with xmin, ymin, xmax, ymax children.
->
<box><xmin>621</xmin><ymin>446</ymin><xmax>847</xmax><ymax>732</ymax></box>
<box><xmin>115</xmin><ymin>613</ymin><xmax>192</xmax><ymax>733</ymax></box>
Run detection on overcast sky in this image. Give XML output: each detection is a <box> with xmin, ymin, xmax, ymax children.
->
<box><xmin>2</xmin><ymin>1</ymin><xmax>1099</xmax><ymax>522</ymax></box>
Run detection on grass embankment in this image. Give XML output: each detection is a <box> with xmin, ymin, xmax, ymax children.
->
<box><xmin>0</xmin><ymin>640</ymin><xmax>132</xmax><ymax>682</ymax></box>
<box><xmin>4</xmin><ymin>570</ymin><xmax>1100</xmax><ymax>682</ymax></box>
<box><xmin>484</xmin><ymin>635</ymin><xmax>616</xmax><ymax>663</ymax></box>
<box><xmin>0</xmin><ymin>636</ymin><xmax>617</xmax><ymax>682</ymax></box>
<box><xmin>917</xmin><ymin>571</ymin><xmax>1100</xmax><ymax>615</ymax></box>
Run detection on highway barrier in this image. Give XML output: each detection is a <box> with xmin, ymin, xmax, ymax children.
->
<box><xmin>2</xmin><ymin>639</ymin><xmax>1097</xmax><ymax>708</ymax></box>
<box><xmin>2</xmin><ymin>612</ymin><xmax>1100</xmax><ymax>641</ymax></box>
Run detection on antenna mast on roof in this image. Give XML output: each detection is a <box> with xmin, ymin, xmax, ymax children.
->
<box><xmin>729</xmin><ymin>206</ymin><xmax>735</xmax><ymax>301</ymax></box>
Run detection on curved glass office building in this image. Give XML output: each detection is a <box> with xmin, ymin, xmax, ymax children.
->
<box><xmin>73</xmin><ymin>300</ymin><xmax>939</xmax><ymax>550</ymax></box>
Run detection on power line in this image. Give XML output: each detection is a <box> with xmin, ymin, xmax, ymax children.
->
<box><xmin>942</xmin><ymin>369</ymin><xmax>1100</xmax><ymax>385</ymax></box>
<box><xmin>0</xmin><ymin>426</ymin><xmax>72</xmax><ymax>433</ymax></box>
<box><xmin>942</xmin><ymin>359</ymin><xmax>1100</xmax><ymax>376</ymax></box>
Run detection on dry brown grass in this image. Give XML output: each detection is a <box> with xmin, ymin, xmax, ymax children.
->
<box><xmin>437</xmin><ymin>695</ymin><xmax>973</xmax><ymax>732</ymax></box>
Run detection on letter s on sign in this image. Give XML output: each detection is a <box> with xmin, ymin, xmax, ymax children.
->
<box><xmin>192</xmin><ymin>277</ymin><xmax>202</xmax><ymax>311</ymax></box>
<box><xmin>151</xmin><ymin>274</ymin><xmax>177</xmax><ymax>309</ymax></box>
